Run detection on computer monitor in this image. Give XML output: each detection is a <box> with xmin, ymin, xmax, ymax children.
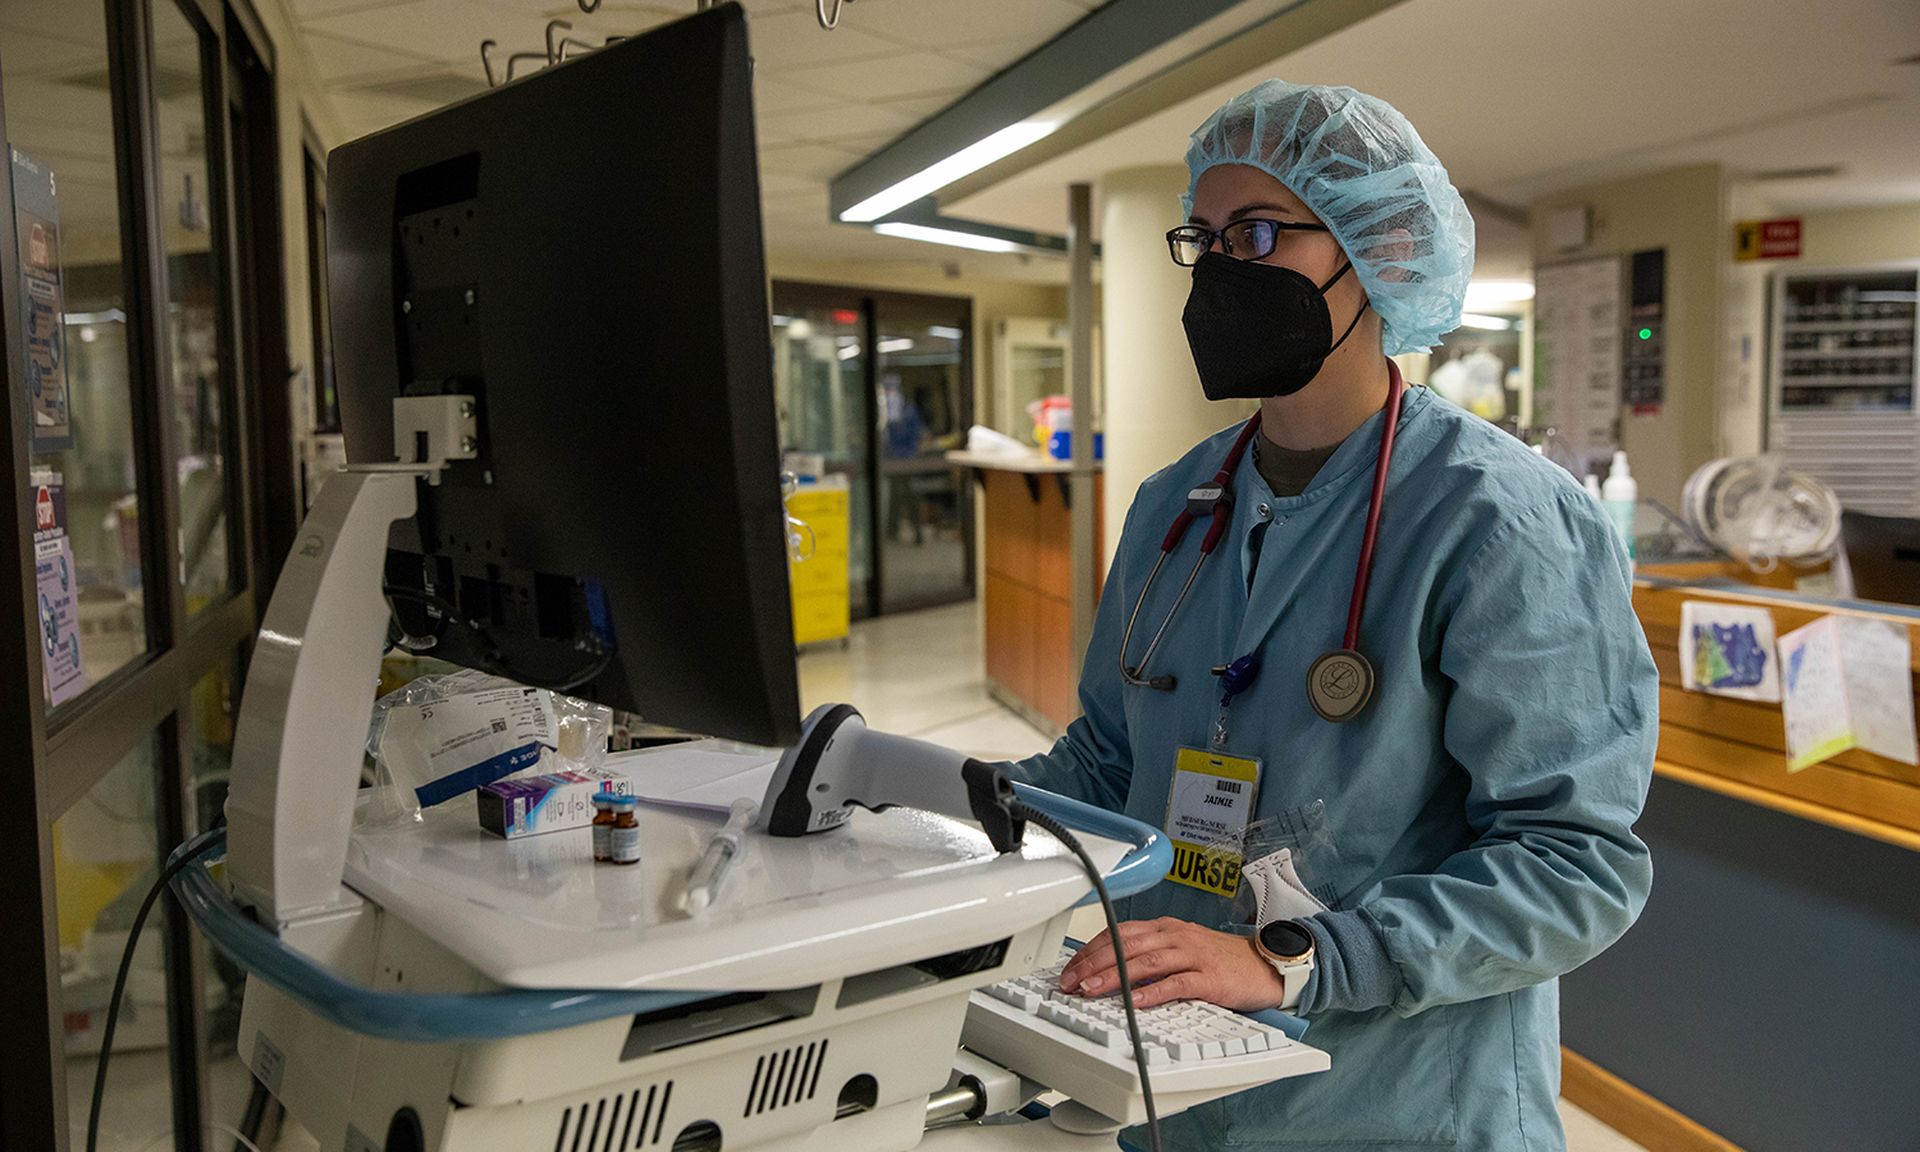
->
<box><xmin>329</xmin><ymin>4</ymin><xmax>801</xmax><ymax>747</ymax></box>
<box><xmin>1841</xmin><ymin>511</ymin><xmax>1920</xmax><ymax>607</ymax></box>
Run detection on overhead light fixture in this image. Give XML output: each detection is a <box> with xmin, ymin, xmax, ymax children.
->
<box><xmin>771</xmin><ymin>314</ymin><xmax>792</xmax><ymax>327</ymax></box>
<box><xmin>836</xmin><ymin>344</ymin><xmax>861</xmax><ymax>361</ymax></box>
<box><xmin>841</xmin><ymin>120</ymin><xmax>1057</xmax><ymax>223</ymax></box>
<box><xmin>927</xmin><ymin>325</ymin><xmax>964</xmax><ymax>340</ymax></box>
<box><xmin>1458</xmin><ymin>313</ymin><xmax>1515</xmax><ymax>331</ymax></box>
<box><xmin>876</xmin><ymin>338</ymin><xmax>915</xmax><ymax>354</ymax></box>
<box><xmin>1463</xmin><ymin>281</ymin><xmax>1534</xmax><ymax>310</ymax></box>
<box><xmin>873</xmin><ymin>222</ymin><xmax>1021</xmax><ymax>254</ymax></box>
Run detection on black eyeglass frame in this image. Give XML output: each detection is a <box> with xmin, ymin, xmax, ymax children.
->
<box><xmin>1165</xmin><ymin>218</ymin><xmax>1331</xmax><ymax>266</ymax></box>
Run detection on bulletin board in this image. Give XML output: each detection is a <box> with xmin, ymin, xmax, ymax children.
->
<box><xmin>1533</xmin><ymin>256</ymin><xmax>1622</xmax><ymax>467</ymax></box>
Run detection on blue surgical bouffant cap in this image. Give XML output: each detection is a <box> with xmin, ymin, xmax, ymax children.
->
<box><xmin>1183</xmin><ymin>79</ymin><xmax>1475</xmax><ymax>355</ymax></box>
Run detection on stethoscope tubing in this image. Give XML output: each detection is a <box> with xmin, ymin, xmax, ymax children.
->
<box><xmin>1118</xmin><ymin>360</ymin><xmax>1405</xmax><ymax>697</ymax></box>
<box><xmin>1342</xmin><ymin>367</ymin><xmax>1403</xmax><ymax>650</ymax></box>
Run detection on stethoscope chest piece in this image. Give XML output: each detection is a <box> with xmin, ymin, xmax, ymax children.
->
<box><xmin>1307</xmin><ymin>648</ymin><xmax>1374</xmax><ymax>723</ymax></box>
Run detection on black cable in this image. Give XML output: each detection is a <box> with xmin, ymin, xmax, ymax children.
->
<box><xmin>1013</xmin><ymin>802</ymin><xmax>1162</xmax><ymax>1152</ymax></box>
<box><xmin>380</xmin><ymin>584</ymin><xmax>612</xmax><ymax>694</ymax></box>
<box><xmin>88</xmin><ymin>828</ymin><xmax>224</xmax><ymax>1152</ymax></box>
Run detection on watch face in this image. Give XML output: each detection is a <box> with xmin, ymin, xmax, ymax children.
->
<box><xmin>1259</xmin><ymin>919</ymin><xmax>1313</xmax><ymax>961</ymax></box>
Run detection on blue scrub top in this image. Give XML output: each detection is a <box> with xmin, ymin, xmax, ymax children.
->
<box><xmin>1008</xmin><ymin>387</ymin><xmax>1657</xmax><ymax>1152</ymax></box>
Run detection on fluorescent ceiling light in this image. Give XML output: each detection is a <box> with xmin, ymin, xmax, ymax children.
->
<box><xmin>836</xmin><ymin>344</ymin><xmax>861</xmax><ymax>361</ymax></box>
<box><xmin>841</xmin><ymin>120</ymin><xmax>1057</xmax><ymax>223</ymax></box>
<box><xmin>1463</xmin><ymin>281</ymin><xmax>1534</xmax><ymax>310</ymax></box>
<box><xmin>771</xmin><ymin>314</ymin><xmax>792</xmax><ymax>326</ymax></box>
<box><xmin>873</xmin><ymin>222</ymin><xmax>1019</xmax><ymax>254</ymax></box>
<box><xmin>1458</xmin><ymin>313</ymin><xmax>1515</xmax><ymax>331</ymax></box>
<box><xmin>927</xmin><ymin>325</ymin><xmax>964</xmax><ymax>340</ymax></box>
<box><xmin>876</xmin><ymin>338</ymin><xmax>915</xmax><ymax>354</ymax></box>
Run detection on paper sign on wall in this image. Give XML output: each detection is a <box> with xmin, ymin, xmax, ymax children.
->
<box><xmin>1679</xmin><ymin>601</ymin><xmax>1779</xmax><ymax>702</ymax></box>
<box><xmin>1777</xmin><ymin>616</ymin><xmax>1918</xmax><ymax>773</ymax></box>
<box><xmin>31</xmin><ymin>470</ymin><xmax>87</xmax><ymax>706</ymax></box>
<box><xmin>11</xmin><ymin>147</ymin><xmax>73</xmax><ymax>451</ymax></box>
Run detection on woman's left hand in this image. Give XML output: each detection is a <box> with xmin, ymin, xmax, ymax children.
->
<box><xmin>1058</xmin><ymin>916</ymin><xmax>1288</xmax><ymax>1011</ymax></box>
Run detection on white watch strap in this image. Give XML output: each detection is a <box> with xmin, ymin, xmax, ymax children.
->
<box><xmin>1276</xmin><ymin>955</ymin><xmax>1311</xmax><ymax>1010</ymax></box>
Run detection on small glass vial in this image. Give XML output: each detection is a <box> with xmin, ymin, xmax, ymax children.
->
<box><xmin>591</xmin><ymin>792</ymin><xmax>618</xmax><ymax>863</ymax></box>
<box><xmin>608</xmin><ymin>795</ymin><xmax>642</xmax><ymax>866</ymax></box>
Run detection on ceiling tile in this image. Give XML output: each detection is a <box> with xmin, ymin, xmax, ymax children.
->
<box><xmin>743</xmin><ymin>9</ymin><xmax>902</xmax><ymax>71</ymax></box>
<box><xmin>754</xmin><ymin>76</ymin><xmax>848</xmax><ymax>116</ymax></box>
<box><xmin>327</xmin><ymin>90</ymin><xmax>441</xmax><ymax>133</ymax></box>
<box><xmin>759</xmin><ymin>99</ymin><xmax>913</xmax><ymax>145</ymax></box>
<box><xmin>823</xmin><ymin>0</ymin><xmax>1086</xmax><ymax>51</ymax></box>
<box><xmin>759</xmin><ymin>140</ymin><xmax>865</xmax><ymax>179</ymax></box>
<box><xmin>870</xmin><ymin>90</ymin><xmax>966</xmax><ymax>119</ymax></box>
<box><xmin>291</xmin><ymin>0</ymin><xmax>409</xmax><ymax>19</ymax></box>
<box><xmin>300</xmin><ymin>30</ymin><xmax>443</xmax><ymax>82</ymax></box>
<box><xmin>776</xmin><ymin>49</ymin><xmax>987</xmax><ymax>101</ymax></box>
<box><xmin>758</xmin><ymin>170</ymin><xmax>821</xmax><ymax>198</ymax></box>
<box><xmin>302</xmin><ymin>0</ymin><xmax>537</xmax><ymax>65</ymax></box>
<box><xmin>937</xmin><ymin>37</ymin><xmax>1048</xmax><ymax>71</ymax></box>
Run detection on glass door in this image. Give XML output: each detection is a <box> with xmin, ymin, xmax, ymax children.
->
<box><xmin>875</xmin><ymin>295</ymin><xmax>972</xmax><ymax>613</ymax></box>
<box><xmin>772</xmin><ymin>291</ymin><xmax>874</xmax><ymax>616</ymax></box>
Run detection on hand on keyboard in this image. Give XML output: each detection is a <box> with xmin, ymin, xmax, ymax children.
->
<box><xmin>964</xmin><ymin>946</ymin><xmax>1329</xmax><ymax>1127</ymax></box>
<box><xmin>1058</xmin><ymin>917</ymin><xmax>1287</xmax><ymax>1012</ymax></box>
<box><xmin>987</xmin><ymin>952</ymin><xmax>1288</xmax><ymax>1064</ymax></box>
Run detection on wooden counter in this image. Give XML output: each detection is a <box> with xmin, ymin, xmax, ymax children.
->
<box><xmin>951</xmin><ymin>452</ymin><xmax>1103</xmax><ymax>737</ymax></box>
<box><xmin>1632</xmin><ymin>565</ymin><xmax>1920</xmax><ymax>851</ymax></box>
<box><xmin>1561</xmin><ymin>566</ymin><xmax>1920</xmax><ymax>1152</ymax></box>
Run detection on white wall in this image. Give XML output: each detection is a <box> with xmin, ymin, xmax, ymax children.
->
<box><xmin>1531</xmin><ymin>164</ymin><xmax>1726</xmax><ymax>510</ymax></box>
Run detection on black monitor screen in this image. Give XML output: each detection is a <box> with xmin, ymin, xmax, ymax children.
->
<box><xmin>330</xmin><ymin>5</ymin><xmax>800</xmax><ymax>747</ymax></box>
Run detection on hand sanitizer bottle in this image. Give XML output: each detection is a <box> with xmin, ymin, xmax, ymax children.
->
<box><xmin>1601</xmin><ymin>450</ymin><xmax>1637</xmax><ymax>567</ymax></box>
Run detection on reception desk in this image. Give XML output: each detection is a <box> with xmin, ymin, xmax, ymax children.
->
<box><xmin>948</xmin><ymin>451</ymin><xmax>1102</xmax><ymax>736</ymax></box>
<box><xmin>1559</xmin><ymin>566</ymin><xmax>1920</xmax><ymax>1152</ymax></box>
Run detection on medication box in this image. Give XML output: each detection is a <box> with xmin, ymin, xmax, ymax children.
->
<box><xmin>477</xmin><ymin>769</ymin><xmax>632</xmax><ymax>840</ymax></box>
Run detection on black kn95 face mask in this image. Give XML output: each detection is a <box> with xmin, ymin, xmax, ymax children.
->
<box><xmin>1181</xmin><ymin>251</ymin><xmax>1367</xmax><ymax>400</ymax></box>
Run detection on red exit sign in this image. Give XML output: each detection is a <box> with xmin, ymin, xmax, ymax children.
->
<box><xmin>1734</xmin><ymin>217</ymin><xmax>1801</xmax><ymax>261</ymax></box>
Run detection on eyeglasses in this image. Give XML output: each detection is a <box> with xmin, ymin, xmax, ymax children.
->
<box><xmin>1165</xmin><ymin>219</ymin><xmax>1330</xmax><ymax>266</ymax></box>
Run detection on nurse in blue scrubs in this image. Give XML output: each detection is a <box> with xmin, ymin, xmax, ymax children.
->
<box><xmin>1007</xmin><ymin>80</ymin><xmax>1658</xmax><ymax>1152</ymax></box>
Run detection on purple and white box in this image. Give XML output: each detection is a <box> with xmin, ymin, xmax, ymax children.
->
<box><xmin>477</xmin><ymin>769</ymin><xmax>631</xmax><ymax>840</ymax></box>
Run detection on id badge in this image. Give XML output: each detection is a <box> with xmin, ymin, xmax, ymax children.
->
<box><xmin>1165</xmin><ymin>747</ymin><xmax>1261</xmax><ymax>897</ymax></box>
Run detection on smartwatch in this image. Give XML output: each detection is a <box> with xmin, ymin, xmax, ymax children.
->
<box><xmin>1254</xmin><ymin>918</ymin><xmax>1316</xmax><ymax>1010</ymax></box>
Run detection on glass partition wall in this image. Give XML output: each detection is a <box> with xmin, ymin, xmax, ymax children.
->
<box><xmin>1</xmin><ymin>1</ymin><xmax>291</xmax><ymax>1147</ymax></box>
<box><xmin>772</xmin><ymin>282</ymin><xmax>975</xmax><ymax>620</ymax></box>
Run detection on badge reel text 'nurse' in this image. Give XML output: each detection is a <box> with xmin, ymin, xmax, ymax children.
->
<box><xmin>1119</xmin><ymin>361</ymin><xmax>1405</xmax><ymax>728</ymax></box>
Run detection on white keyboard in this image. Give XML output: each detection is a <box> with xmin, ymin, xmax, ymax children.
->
<box><xmin>961</xmin><ymin>947</ymin><xmax>1329</xmax><ymax>1127</ymax></box>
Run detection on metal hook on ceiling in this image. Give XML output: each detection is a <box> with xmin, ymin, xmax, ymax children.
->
<box><xmin>577</xmin><ymin>0</ymin><xmax>602</xmax><ymax>11</ymax></box>
<box><xmin>504</xmin><ymin>49</ymin><xmax>548</xmax><ymax>83</ymax></box>
<box><xmin>545</xmin><ymin>19</ymin><xmax>572</xmax><ymax>64</ymax></box>
<box><xmin>816</xmin><ymin>0</ymin><xmax>853</xmax><ymax>30</ymax></box>
<box><xmin>479</xmin><ymin>39</ymin><xmax>498</xmax><ymax>87</ymax></box>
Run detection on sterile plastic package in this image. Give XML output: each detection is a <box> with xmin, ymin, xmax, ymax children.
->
<box><xmin>362</xmin><ymin>668</ymin><xmax>613</xmax><ymax>826</ymax></box>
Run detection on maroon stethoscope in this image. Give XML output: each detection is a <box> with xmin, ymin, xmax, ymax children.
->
<box><xmin>1117</xmin><ymin>360</ymin><xmax>1405</xmax><ymax>723</ymax></box>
